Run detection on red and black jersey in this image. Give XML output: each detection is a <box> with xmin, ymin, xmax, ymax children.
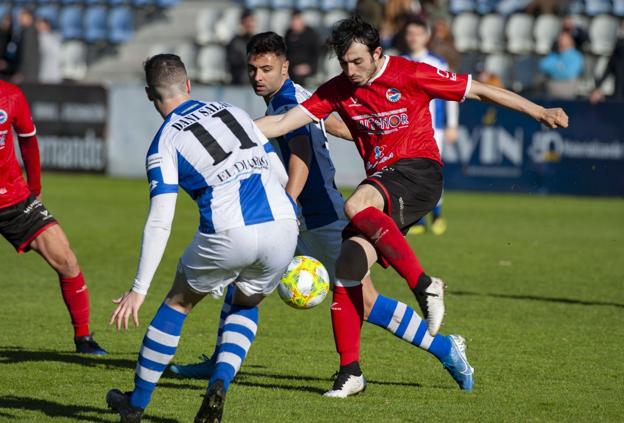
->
<box><xmin>300</xmin><ymin>55</ymin><xmax>471</xmax><ymax>175</ymax></box>
<box><xmin>0</xmin><ymin>81</ymin><xmax>38</xmax><ymax>209</ymax></box>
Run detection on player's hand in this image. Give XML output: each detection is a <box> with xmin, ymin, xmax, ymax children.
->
<box><xmin>444</xmin><ymin>127</ymin><xmax>458</xmax><ymax>144</ymax></box>
<box><xmin>537</xmin><ymin>107</ymin><xmax>569</xmax><ymax>129</ymax></box>
<box><xmin>110</xmin><ymin>290</ymin><xmax>146</xmax><ymax>331</ymax></box>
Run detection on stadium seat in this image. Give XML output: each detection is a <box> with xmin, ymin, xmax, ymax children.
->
<box><xmin>343</xmin><ymin>0</ymin><xmax>357</xmax><ymax>10</ymax></box>
<box><xmin>197</xmin><ymin>45</ymin><xmax>228</xmax><ymax>84</ymax></box>
<box><xmin>533</xmin><ymin>14</ymin><xmax>560</xmax><ymax>55</ymax></box>
<box><xmin>270</xmin><ymin>9</ymin><xmax>291</xmax><ymax>36</ymax></box>
<box><xmin>613</xmin><ymin>0</ymin><xmax>624</xmax><ymax>16</ymax></box>
<box><xmin>0</xmin><ymin>5</ymin><xmax>8</xmax><ymax>19</ymax></box>
<box><xmin>568</xmin><ymin>0</ymin><xmax>585</xmax><ymax>14</ymax></box>
<box><xmin>589</xmin><ymin>15</ymin><xmax>619</xmax><ymax>55</ymax></box>
<box><xmin>271</xmin><ymin>0</ymin><xmax>295</xmax><ymax>9</ymax></box>
<box><xmin>59</xmin><ymin>6</ymin><xmax>82</xmax><ymax>40</ymax></box>
<box><xmin>475</xmin><ymin>0</ymin><xmax>496</xmax><ymax>14</ymax></box>
<box><xmin>506</xmin><ymin>13</ymin><xmax>534</xmax><ymax>54</ymax></box>
<box><xmin>244</xmin><ymin>0</ymin><xmax>270</xmax><ymax>8</ymax></box>
<box><xmin>108</xmin><ymin>6</ymin><xmax>134</xmax><ymax>44</ymax></box>
<box><xmin>323</xmin><ymin>9</ymin><xmax>349</xmax><ymax>29</ymax></box>
<box><xmin>457</xmin><ymin>51</ymin><xmax>482</xmax><ymax>74</ymax></box>
<box><xmin>156</xmin><ymin>0</ymin><xmax>180</xmax><ymax>7</ymax></box>
<box><xmin>496</xmin><ymin>0</ymin><xmax>532</xmax><ymax>15</ymax></box>
<box><xmin>214</xmin><ymin>6</ymin><xmax>242</xmax><ymax>44</ymax></box>
<box><xmin>36</xmin><ymin>5</ymin><xmax>59</xmax><ymax>27</ymax></box>
<box><xmin>196</xmin><ymin>8</ymin><xmax>220</xmax><ymax>45</ymax></box>
<box><xmin>479</xmin><ymin>14</ymin><xmax>505</xmax><ymax>53</ymax></box>
<box><xmin>61</xmin><ymin>40</ymin><xmax>87</xmax><ymax>80</ymax></box>
<box><xmin>61</xmin><ymin>0</ymin><xmax>79</xmax><ymax>4</ymax></box>
<box><xmin>148</xmin><ymin>42</ymin><xmax>171</xmax><ymax>57</ymax></box>
<box><xmin>301</xmin><ymin>9</ymin><xmax>322</xmax><ymax>28</ymax></box>
<box><xmin>175</xmin><ymin>42</ymin><xmax>197</xmax><ymax>80</ymax></box>
<box><xmin>320</xmin><ymin>0</ymin><xmax>345</xmax><ymax>11</ymax></box>
<box><xmin>295</xmin><ymin>0</ymin><xmax>320</xmax><ymax>9</ymax></box>
<box><xmin>585</xmin><ymin>0</ymin><xmax>612</xmax><ymax>16</ymax></box>
<box><xmin>132</xmin><ymin>0</ymin><xmax>155</xmax><ymax>6</ymax></box>
<box><xmin>449</xmin><ymin>0</ymin><xmax>475</xmax><ymax>14</ymax></box>
<box><xmin>84</xmin><ymin>0</ymin><xmax>105</xmax><ymax>5</ymax></box>
<box><xmin>254</xmin><ymin>8</ymin><xmax>271</xmax><ymax>33</ymax></box>
<box><xmin>83</xmin><ymin>6</ymin><xmax>108</xmax><ymax>43</ymax></box>
<box><xmin>108</xmin><ymin>0</ymin><xmax>130</xmax><ymax>6</ymax></box>
<box><xmin>452</xmin><ymin>13</ymin><xmax>480</xmax><ymax>52</ymax></box>
<box><xmin>484</xmin><ymin>53</ymin><xmax>513</xmax><ymax>87</ymax></box>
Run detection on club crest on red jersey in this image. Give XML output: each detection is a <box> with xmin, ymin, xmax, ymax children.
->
<box><xmin>386</xmin><ymin>88</ymin><xmax>401</xmax><ymax>103</ymax></box>
<box><xmin>0</xmin><ymin>109</ymin><xmax>7</xmax><ymax>124</ymax></box>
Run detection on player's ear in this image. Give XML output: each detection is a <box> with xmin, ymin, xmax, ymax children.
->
<box><xmin>282</xmin><ymin>59</ymin><xmax>289</xmax><ymax>77</ymax></box>
<box><xmin>186</xmin><ymin>79</ymin><xmax>191</xmax><ymax>94</ymax></box>
<box><xmin>372</xmin><ymin>46</ymin><xmax>383</xmax><ymax>61</ymax></box>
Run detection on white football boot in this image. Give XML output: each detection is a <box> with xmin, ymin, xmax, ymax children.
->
<box><xmin>414</xmin><ymin>276</ymin><xmax>446</xmax><ymax>336</ymax></box>
<box><xmin>323</xmin><ymin>373</ymin><xmax>367</xmax><ymax>398</ymax></box>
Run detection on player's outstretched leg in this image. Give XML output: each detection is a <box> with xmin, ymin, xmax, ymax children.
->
<box><xmin>195</xmin><ymin>304</ymin><xmax>259</xmax><ymax>423</ymax></box>
<box><xmin>431</xmin><ymin>196</ymin><xmax>447</xmax><ymax>236</ymax></box>
<box><xmin>348</xmin><ymin>205</ymin><xmax>445</xmax><ymax>335</ymax></box>
<box><xmin>107</xmin><ymin>303</ymin><xmax>187</xmax><ymax>420</ymax></box>
<box><xmin>30</xmin><ymin>224</ymin><xmax>107</xmax><ymax>355</ymax></box>
<box><xmin>365</xmin><ymin>293</ymin><xmax>473</xmax><ymax>390</ymax></box>
<box><xmin>170</xmin><ymin>284</ymin><xmax>237</xmax><ymax>379</ymax></box>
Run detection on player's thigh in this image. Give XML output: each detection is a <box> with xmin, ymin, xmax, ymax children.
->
<box><xmin>165</xmin><ymin>269</ymin><xmax>208</xmax><ymax>313</ymax></box>
<box><xmin>0</xmin><ymin>195</ymin><xmax>59</xmax><ymax>254</ymax></box>
<box><xmin>343</xmin><ymin>183</ymin><xmax>385</xmax><ymax>218</ymax></box>
<box><xmin>30</xmin><ymin>224</ymin><xmax>79</xmax><ymax>274</ymax></box>
<box><xmin>236</xmin><ymin>219</ymin><xmax>298</xmax><ymax>298</ymax></box>
<box><xmin>297</xmin><ymin>218</ymin><xmax>347</xmax><ymax>283</ymax></box>
<box><xmin>178</xmin><ymin>230</ymin><xmax>257</xmax><ymax>298</ymax></box>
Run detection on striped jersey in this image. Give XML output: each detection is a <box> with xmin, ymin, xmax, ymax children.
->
<box><xmin>266</xmin><ymin>79</ymin><xmax>345</xmax><ymax>230</ymax></box>
<box><xmin>403</xmin><ymin>51</ymin><xmax>459</xmax><ymax>131</ymax></box>
<box><xmin>146</xmin><ymin>99</ymin><xmax>296</xmax><ymax>234</ymax></box>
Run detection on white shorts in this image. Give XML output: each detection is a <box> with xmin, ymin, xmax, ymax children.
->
<box><xmin>178</xmin><ymin>219</ymin><xmax>298</xmax><ymax>298</ymax></box>
<box><xmin>296</xmin><ymin>218</ymin><xmax>348</xmax><ymax>283</ymax></box>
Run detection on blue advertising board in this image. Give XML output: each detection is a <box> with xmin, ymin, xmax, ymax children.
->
<box><xmin>442</xmin><ymin>100</ymin><xmax>624</xmax><ymax>196</ymax></box>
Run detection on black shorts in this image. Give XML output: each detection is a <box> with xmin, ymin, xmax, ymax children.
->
<box><xmin>344</xmin><ymin>158</ymin><xmax>443</xmax><ymax>238</ymax></box>
<box><xmin>0</xmin><ymin>195</ymin><xmax>58</xmax><ymax>253</ymax></box>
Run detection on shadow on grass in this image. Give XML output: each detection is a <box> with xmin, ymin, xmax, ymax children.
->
<box><xmin>0</xmin><ymin>346</ymin><xmax>136</xmax><ymax>370</ymax></box>
<box><xmin>0</xmin><ymin>395</ymin><xmax>179</xmax><ymax>422</ymax></box>
<box><xmin>453</xmin><ymin>290</ymin><xmax>624</xmax><ymax>309</ymax></box>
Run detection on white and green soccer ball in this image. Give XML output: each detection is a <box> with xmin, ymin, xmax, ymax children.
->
<box><xmin>277</xmin><ymin>256</ymin><xmax>330</xmax><ymax>309</ymax></box>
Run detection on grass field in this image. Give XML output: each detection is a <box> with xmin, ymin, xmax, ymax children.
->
<box><xmin>0</xmin><ymin>173</ymin><xmax>622</xmax><ymax>422</ymax></box>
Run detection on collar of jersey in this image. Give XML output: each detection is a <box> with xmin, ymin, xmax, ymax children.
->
<box><xmin>269</xmin><ymin>79</ymin><xmax>295</xmax><ymax>107</ymax></box>
<box><xmin>169</xmin><ymin>99</ymin><xmax>200</xmax><ymax>118</ymax></box>
<box><xmin>366</xmin><ymin>55</ymin><xmax>390</xmax><ymax>86</ymax></box>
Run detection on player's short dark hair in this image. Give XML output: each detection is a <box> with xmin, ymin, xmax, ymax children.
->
<box><xmin>143</xmin><ymin>54</ymin><xmax>187</xmax><ymax>92</ymax></box>
<box><xmin>326</xmin><ymin>15</ymin><xmax>381</xmax><ymax>58</ymax></box>
<box><xmin>247</xmin><ymin>32</ymin><xmax>287</xmax><ymax>58</ymax></box>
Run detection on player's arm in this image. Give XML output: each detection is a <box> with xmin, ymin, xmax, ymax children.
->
<box><xmin>255</xmin><ymin>105</ymin><xmax>314</xmax><ymax>139</ymax></box>
<box><xmin>286</xmin><ymin>134</ymin><xmax>312</xmax><ymax>202</ymax></box>
<box><xmin>324</xmin><ymin>113</ymin><xmax>353</xmax><ymax>141</ymax></box>
<box><xmin>14</xmin><ymin>89</ymin><xmax>41</xmax><ymax>198</ymax></box>
<box><xmin>466</xmin><ymin>80</ymin><xmax>569</xmax><ymax>129</ymax></box>
<box><xmin>444</xmin><ymin>101</ymin><xmax>459</xmax><ymax>143</ymax></box>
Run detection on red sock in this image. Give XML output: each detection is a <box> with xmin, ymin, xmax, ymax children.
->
<box><xmin>59</xmin><ymin>273</ymin><xmax>91</xmax><ymax>338</ymax></box>
<box><xmin>350</xmin><ymin>207</ymin><xmax>424</xmax><ymax>289</ymax></box>
<box><xmin>331</xmin><ymin>284</ymin><xmax>364</xmax><ymax>366</ymax></box>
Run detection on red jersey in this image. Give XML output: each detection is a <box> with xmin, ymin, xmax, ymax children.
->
<box><xmin>300</xmin><ymin>55</ymin><xmax>471</xmax><ymax>175</ymax></box>
<box><xmin>0</xmin><ymin>81</ymin><xmax>37</xmax><ymax>208</ymax></box>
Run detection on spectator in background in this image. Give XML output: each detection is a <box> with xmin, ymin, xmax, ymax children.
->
<box><xmin>13</xmin><ymin>9</ymin><xmax>39</xmax><ymax>84</ymax></box>
<box><xmin>428</xmin><ymin>17</ymin><xmax>459</xmax><ymax>71</ymax></box>
<box><xmin>0</xmin><ymin>13</ymin><xmax>14</xmax><ymax>77</ymax></box>
<box><xmin>285</xmin><ymin>10</ymin><xmax>320</xmax><ymax>86</ymax></box>
<box><xmin>356</xmin><ymin>0</ymin><xmax>384</xmax><ymax>29</ymax></box>
<box><xmin>525</xmin><ymin>0</ymin><xmax>570</xmax><ymax>15</ymax></box>
<box><xmin>590</xmin><ymin>21</ymin><xmax>624</xmax><ymax>102</ymax></box>
<box><xmin>561</xmin><ymin>16</ymin><xmax>590</xmax><ymax>51</ymax></box>
<box><xmin>477</xmin><ymin>69</ymin><xmax>504</xmax><ymax>88</ymax></box>
<box><xmin>226</xmin><ymin>9</ymin><xmax>256</xmax><ymax>85</ymax></box>
<box><xmin>37</xmin><ymin>17</ymin><xmax>62</xmax><ymax>84</ymax></box>
<box><xmin>381</xmin><ymin>0</ymin><xmax>421</xmax><ymax>50</ymax></box>
<box><xmin>539</xmin><ymin>31</ymin><xmax>583</xmax><ymax>99</ymax></box>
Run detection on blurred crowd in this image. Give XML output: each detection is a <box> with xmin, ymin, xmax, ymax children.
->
<box><xmin>0</xmin><ymin>9</ymin><xmax>62</xmax><ymax>84</ymax></box>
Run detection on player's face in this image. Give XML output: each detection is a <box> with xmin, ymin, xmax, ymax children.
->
<box><xmin>339</xmin><ymin>42</ymin><xmax>382</xmax><ymax>86</ymax></box>
<box><xmin>247</xmin><ymin>53</ymin><xmax>289</xmax><ymax>98</ymax></box>
<box><xmin>405</xmin><ymin>24</ymin><xmax>429</xmax><ymax>54</ymax></box>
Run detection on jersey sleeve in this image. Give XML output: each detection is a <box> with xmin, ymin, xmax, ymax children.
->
<box><xmin>299</xmin><ymin>78</ymin><xmax>340</xmax><ymax>122</ymax></box>
<box><xmin>412</xmin><ymin>62</ymin><xmax>472</xmax><ymax>102</ymax></box>
<box><xmin>13</xmin><ymin>88</ymin><xmax>36</xmax><ymax>137</ymax></box>
<box><xmin>146</xmin><ymin>135</ymin><xmax>179</xmax><ymax>198</ymax></box>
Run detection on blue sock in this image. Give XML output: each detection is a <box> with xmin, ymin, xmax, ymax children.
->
<box><xmin>130</xmin><ymin>303</ymin><xmax>187</xmax><ymax>409</ymax></box>
<box><xmin>210</xmin><ymin>284</ymin><xmax>236</xmax><ymax>359</ymax></box>
<box><xmin>367</xmin><ymin>295</ymin><xmax>451</xmax><ymax>360</ymax></box>
<box><xmin>210</xmin><ymin>304</ymin><xmax>258</xmax><ymax>391</ymax></box>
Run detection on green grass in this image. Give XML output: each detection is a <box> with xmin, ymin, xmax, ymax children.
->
<box><xmin>1</xmin><ymin>173</ymin><xmax>623</xmax><ymax>422</ymax></box>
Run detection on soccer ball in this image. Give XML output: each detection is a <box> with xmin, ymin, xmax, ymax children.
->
<box><xmin>277</xmin><ymin>256</ymin><xmax>330</xmax><ymax>309</ymax></box>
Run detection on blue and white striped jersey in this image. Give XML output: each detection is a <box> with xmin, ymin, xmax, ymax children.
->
<box><xmin>266</xmin><ymin>79</ymin><xmax>346</xmax><ymax>230</ymax></box>
<box><xmin>146</xmin><ymin>99</ymin><xmax>296</xmax><ymax>234</ymax></box>
<box><xmin>403</xmin><ymin>51</ymin><xmax>459</xmax><ymax>130</ymax></box>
